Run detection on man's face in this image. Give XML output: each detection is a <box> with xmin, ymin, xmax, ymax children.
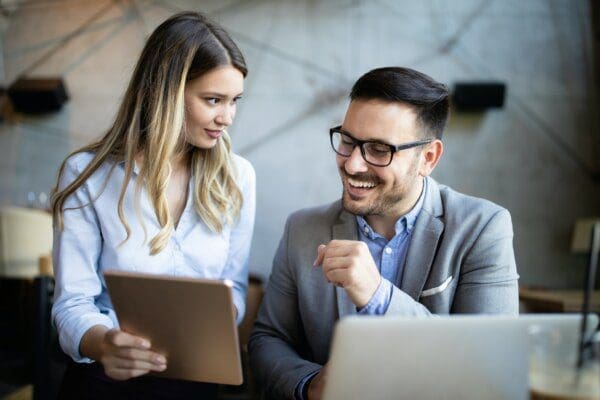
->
<box><xmin>336</xmin><ymin>99</ymin><xmax>426</xmax><ymax>219</ymax></box>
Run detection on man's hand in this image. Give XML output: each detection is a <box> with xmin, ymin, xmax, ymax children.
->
<box><xmin>313</xmin><ymin>240</ymin><xmax>381</xmax><ymax>308</ymax></box>
<box><xmin>307</xmin><ymin>363</ymin><xmax>329</xmax><ymax>400</ymax></box>
<box><xmin>81</xmin><ymin>326</ymin><xmax>167</xmax><ymax>380</ymax></box>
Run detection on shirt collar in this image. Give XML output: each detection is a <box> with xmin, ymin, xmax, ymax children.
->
<box><xmin>117</xmin><ymin>159</ymin><xmax>141</xmax><ymax>176</ymax></box>
<box><xmin>356</xmin><ymin>178</ymin><xmax>427</xmax><ymax>240</ymax></box>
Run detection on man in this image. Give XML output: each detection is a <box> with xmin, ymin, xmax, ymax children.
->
<box><xmin>248</xmin><ymin>67</ymin><xmax>519</xmax><ymax>400</ymax></box>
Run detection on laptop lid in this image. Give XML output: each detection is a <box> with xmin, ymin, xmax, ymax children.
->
<box><xmin>104</xmin><ymin>270</ymin><xmax>243</xmax><ymax>385</ymax></box>
<box><xmin>323</xmin><ymin>314</ymin><xmax>594</xmax><ymax>400</ymax></box>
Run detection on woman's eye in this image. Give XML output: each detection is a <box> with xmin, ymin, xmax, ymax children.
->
<box><xmin>232</xmin><ymin>96</ymin><xmax>242</xmax><ymax>104</ymax></box>
<box><xmin>205</xmin><ymin>98</ymin><xmax>220</xmax><ymax>105</ymax></box>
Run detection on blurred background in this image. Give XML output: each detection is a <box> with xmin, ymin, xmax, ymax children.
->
<box><xmin>0</xmin><ymin>0</ymin><xmax>598</xmax><ymax>398</ymax></box>
<box><xmin>1</xmin><ymin>0</ymin><xmax>599</xmax><ymax>287</ymax></box>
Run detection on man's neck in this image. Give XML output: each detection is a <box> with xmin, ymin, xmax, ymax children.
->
<box><xmin>365</xmin><ymin>177</ymin><xmax>424</xmax><ymax>240</ymax></box>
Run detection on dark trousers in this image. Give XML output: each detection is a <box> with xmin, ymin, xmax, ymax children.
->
<box><xmin>58</xmin><ymin>361</ymin><xmax>217</xmax><ymax>400</ymax></box>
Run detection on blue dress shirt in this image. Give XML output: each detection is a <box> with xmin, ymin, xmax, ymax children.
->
<box><xmin>51</xmin><ymin>152</ymin><xmax>256</xmax><ymax>363</ymax></box>
<box><xmin>356</xmin><ymin>179</ymin><xmax>425</xmax><ymax>315</ymax></box>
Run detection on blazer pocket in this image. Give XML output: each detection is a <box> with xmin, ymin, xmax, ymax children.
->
<box><xmin>421</xmin><ymin>275</ymin><xmax>453</xmax><ymax>298</ymax></box>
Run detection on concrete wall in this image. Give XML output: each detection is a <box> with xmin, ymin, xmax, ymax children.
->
<box><xmin>1</xmin><ymin>0</ymin><xmax>598</xmax><ymax>288</ymax></box>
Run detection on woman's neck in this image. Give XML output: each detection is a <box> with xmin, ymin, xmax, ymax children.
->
<box><xmin>135</xmin><ymin>150</ymin><xmax>191</xmax><ymax>174</ymax></box>
<box><xmin>170</xmin><ymin>151</ymin><xmax>191</xmax><ymax>175</ymax></box>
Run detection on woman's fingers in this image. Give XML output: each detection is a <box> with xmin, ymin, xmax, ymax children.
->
<box><xmin>114</xmin><ymin>346</ymin><xmax>166</xmax><ymax>365</ymax></box>
<box><xmin>111</xmin><ymin>354</ymin><xmax>166</xmax><ymax>371</ymax></box>
<box><xmin>105</xmin><ymin>329</ymin><xmax>150</xmax><ymax>349</ymax></box>
<box><xmin>100</xmin><ymin>328</ymin><xmax>167</xmax><ymax>381</ymax></box>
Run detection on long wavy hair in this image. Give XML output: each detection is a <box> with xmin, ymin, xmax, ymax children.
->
<box><xmin>51</xmin><ymin>12</ymin><xmax>247</xmax><ymax>255</ymax></box>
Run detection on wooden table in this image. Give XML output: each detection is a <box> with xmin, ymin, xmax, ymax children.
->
<box><xmin>519</xmin><ymin>287</ymin><xmax>600</xmax><ymax>313</ymax></box>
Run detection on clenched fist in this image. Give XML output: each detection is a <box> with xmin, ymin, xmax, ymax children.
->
<box><xmin>313</xmin><ymin>240</ymin><xmax>381</xmax><ymax>308</ymax></box>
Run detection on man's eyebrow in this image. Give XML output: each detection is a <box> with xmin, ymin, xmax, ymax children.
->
<box><xmin>339</xmin><ymin>127</ymin><xmax>393</xmax><ymax>145</ymax></box>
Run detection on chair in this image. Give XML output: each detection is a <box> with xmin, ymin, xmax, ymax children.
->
<box><xmin>238</xmin><ymin>275</ymin><xmax>266</xmax><ymax>349</ymax></box>
<box><xmin>0</xmin><ymin>207</ymin><xmax>52</xmax><ymax>278</ymax></box>
<box><xmin>218</xmin><ymin>275</ymin><xmax>265</xmax><ymax>400</ymax></box>
<box><xmin>0</xmin><ymin>207</ymin><xmax>53</xmax><ymax>397</ymax></box>
<box><xmin>32</xmin><ymin>276</ymin><xmax>68</xmax><ymax>400</ymax></box>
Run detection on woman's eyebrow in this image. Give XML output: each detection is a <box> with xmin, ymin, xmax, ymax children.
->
<box><xmin>197</xmin><ymin>91</ymin><xmax>244</xmax><ymax>98</ymax></box>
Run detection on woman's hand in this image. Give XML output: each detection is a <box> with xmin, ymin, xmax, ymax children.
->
<box><xmin>81</xmin><ymin>325</ymin><xmax>167</xmax><ymax>380</ymax></box>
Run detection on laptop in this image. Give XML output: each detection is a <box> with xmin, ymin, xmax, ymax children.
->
<box><xmin>104</xmin><ymin>270</ymin><xmax>243</xmax><ymax>385</ymax></box>
<box><xmin>322</xmin><ymin>314</ymin><xmax>597</xmax><ymax>400</ymax></box>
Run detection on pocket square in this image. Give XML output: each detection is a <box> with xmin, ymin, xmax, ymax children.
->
<box><xmin>420</xmin><ymin>275</ymin><xmax>453</xmax><ymax>298</ymax></box>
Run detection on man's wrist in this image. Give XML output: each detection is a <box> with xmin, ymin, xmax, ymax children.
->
<box><xmin>357</xmin><ymin>278</ymin><xmax>392</xmax><ymax>315</ymax></box>
<box><xmin>296</xmin><ymin>369</ymin><xmax>320</xmax><ymax>400</ymax></box>
<box><xmin>303</xmin><ymin>374</ymin><xmax>313</xmax><ymax>399</ymax></box>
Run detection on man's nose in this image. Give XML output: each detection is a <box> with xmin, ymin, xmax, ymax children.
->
<box><xmin>344</xmin><ymin>146</ymin><xmax>369</xmax><ymax>174</ymax></box>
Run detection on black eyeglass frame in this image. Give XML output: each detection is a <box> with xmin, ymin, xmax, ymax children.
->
<box><xmin>329</xmin><ymin>125</ymin><xmax>434</xmax><ymax>167</ymax></box>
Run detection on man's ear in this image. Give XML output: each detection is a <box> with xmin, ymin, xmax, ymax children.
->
<box><xmin>418</xmin><ymin>139</ymin><xmax>443</xmax><ymax>177</ymax></box>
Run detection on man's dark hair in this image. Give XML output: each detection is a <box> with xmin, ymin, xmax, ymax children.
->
<box><xmin>350</xmin><ymin>67</ymin><xmax>450</xmax><ymax>139</ymax></box>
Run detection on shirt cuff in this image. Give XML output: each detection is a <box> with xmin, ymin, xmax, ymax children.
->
<box><xmin>58</xmin><ymin>312</ymin><xmax>114</xmax><ymax>363</ymax></box>
<box><xmin>357</xmin><ymin>278</ymin><xmax>393</xmax><ymax>315</ymax></box>
<box><xmin>232</xmin><ymin>289</ymin><xmax>246</xmax><ymax>325</ymax></box>
<box><xmin>295</xmin><ymin>370</ymin><xmax>320</xmax><ymax>400</ymax></box>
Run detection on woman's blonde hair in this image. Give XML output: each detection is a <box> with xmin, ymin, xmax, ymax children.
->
<box><xmin>51</xmin><ymin>12</ymin><xmax>247</xmax><ymax>255</ymax></box>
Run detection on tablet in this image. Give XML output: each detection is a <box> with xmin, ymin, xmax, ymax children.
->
<box><xmin>104</xmin><ymin>270</ymin><xmax>243</xmax><ymax>385</ymax></box>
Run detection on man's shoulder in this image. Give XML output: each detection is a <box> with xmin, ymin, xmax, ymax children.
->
<box><xmin>431</xmin><ymin>180</ymin><xmax>512</xmax><ymax>236</ymax></box>
<box><xmin>436</xmin><ymin>181</ymin><xmax>508</xmax><ymax>220</ymax></box>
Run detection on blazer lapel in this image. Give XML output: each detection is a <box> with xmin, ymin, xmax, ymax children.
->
<box><xmin>401</xmin><ymin>177</ymin><xmax>445</xmax><ymax>301</ymax></box>
<box><xmin>332</xmin><ymin>206</ymin><xmax>359</xmax><ymax>318</ymax></box>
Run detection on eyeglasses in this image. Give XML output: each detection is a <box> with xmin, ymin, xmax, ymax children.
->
<box><xmin>329</xmin><ymin>126</ymin><xmax>433</xmax><ymax>167</ymax></box>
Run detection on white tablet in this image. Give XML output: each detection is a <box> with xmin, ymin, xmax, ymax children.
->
<box><xmin>104</xmin><ymin>270</ymin><xmax>243</xmax><ymax>385</ymax></box>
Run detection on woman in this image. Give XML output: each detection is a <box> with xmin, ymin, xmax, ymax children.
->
<box><xmin>51</xmin><ymin>11</ymin><xmax>255</xmax><ymax>398</ymax></box>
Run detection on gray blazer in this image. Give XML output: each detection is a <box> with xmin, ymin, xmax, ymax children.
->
<box><xmin>248</xmin><ymin>177</ymin><xmax>519</xmax><ymax>400</ymax></box>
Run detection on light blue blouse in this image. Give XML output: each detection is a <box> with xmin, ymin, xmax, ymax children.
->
<box><xmin>51</xmin><ymin>151</ymin><xmax>256</xmax><ymax>362</ymax></box>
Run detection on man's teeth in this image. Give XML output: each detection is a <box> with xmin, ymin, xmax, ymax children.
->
<box><xmin>348</xmin><ymin>178</ymin><xmax>376</xmax><ymax>188</ymax></box>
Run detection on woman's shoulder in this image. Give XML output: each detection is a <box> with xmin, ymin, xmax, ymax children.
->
<box><xmin>231</xmin><ymin>153</ymin><xmax>255</xmax><ymax>178</ymax></box>
<box><xmin>63</xmin><ymin>151</ymin><xmax>96</xmax><ymax>173</ymax></box>
<box><xmin>230</xmin><ymin>153</ymin><xmax>255</xmax><ymax>193</ymax></box>
<box><xmin>60</xmin><ymin>151</ymin><xmax>118</xmax><ymax>188</ymax></box>
<box><xmin>231</xmin><ymin>153</ymin><xmax>253</xmax><ymax>171</ymax></box>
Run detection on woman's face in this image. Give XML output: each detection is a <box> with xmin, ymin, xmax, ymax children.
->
<box><xmin>183</xmin><ymin>65</ymin><xmax>244</xmax><ymax>149</ymax></box>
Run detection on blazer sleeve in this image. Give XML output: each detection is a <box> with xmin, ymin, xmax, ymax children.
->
<box><xmin>451</xmin><ymin>209</ymin><xmax>519</xmax><ymax>314</ymax></box>
<box><xmin>248</xmin><ymin>217</ymin><xmax>321</xmax><ymax>400</ymax></box>
<box><xmin>386</xmin><ymin>286</ymin><xmax>434</xmax><ymax>315</ymax></box>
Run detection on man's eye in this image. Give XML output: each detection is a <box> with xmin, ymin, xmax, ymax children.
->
<box><xmin>368</xmin><ymin>144</ymin><xmax>390</xmax><ymax>154</ymax></box>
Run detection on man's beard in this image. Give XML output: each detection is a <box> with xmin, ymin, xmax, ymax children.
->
<box><xmin>340</xmin><ymin>157</ymin><xmax>420</xmax><ymax>217</ymax></box>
